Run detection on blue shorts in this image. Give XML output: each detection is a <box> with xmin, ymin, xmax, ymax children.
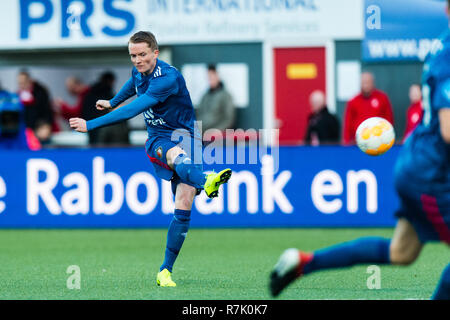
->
<box><xmin>394</xmin><ymin>170</ymin><xmax>450</xmax><ymax>244</ymax></box>
<box><xmin>145</xmin><ymin>135</ymin><xmax>203</xmax><ymax>196</ymax></box>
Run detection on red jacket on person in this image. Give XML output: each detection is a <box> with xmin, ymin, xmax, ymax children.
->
<box><xmin>60</xmin><ymin>86</ymin><xmax>91</xmax><ymax>119</ymax></box>
<box><xmin>403</xmin><ymin>101</ymin><xmax>423</xmax><ymax>142</ymax></box>
<box><xmin>343</xmin><ymin>89</ymin><xmax>394</xmax><ymax>144</ymax></box>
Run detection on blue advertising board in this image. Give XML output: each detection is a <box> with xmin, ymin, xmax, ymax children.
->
<box><xmin>0</xmin><ymin>146</ymin><xmax>400</xmax><ymax>228</ymax></box>
<box><xmin>363</xmin><ymin>0</ymin><xmax>448</xmax><ymax>61</ymax></box>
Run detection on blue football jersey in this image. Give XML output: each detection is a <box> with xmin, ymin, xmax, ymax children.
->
<box><xmin>396</xmin><ymin>29</ymin><xmax>450</xmax><ymax>186</ymax></box>
<box><xmin>132</xmin><ymin>59</ymin><xmax>196</xmax><ymax>138</ymax></box>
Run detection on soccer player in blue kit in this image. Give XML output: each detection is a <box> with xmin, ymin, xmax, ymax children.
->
<box><xmin>270</xmin><ymin>2</ymin><xmax>450</xmax><ymax>299</ymax></box>
<box><xmin>70</xmin><ymin>31</ymin><xmax>232</xmax><ymax>287</ymax></box>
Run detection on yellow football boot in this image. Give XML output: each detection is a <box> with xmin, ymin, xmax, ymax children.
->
<box><xmin>204</xmin><ymin>169</ymin><xmax>232</xmax><ymax>198</ymax></box>
<box><xmin>156</xmin><ymin>269</ymin><xmax>176</xmax><ymax>287</ymax></box>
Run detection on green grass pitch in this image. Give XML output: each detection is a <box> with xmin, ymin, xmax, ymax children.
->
<box><xmin>0</xmin><ymin>228</ymin><xmax>448</xmax><ymax>300</ymax></box>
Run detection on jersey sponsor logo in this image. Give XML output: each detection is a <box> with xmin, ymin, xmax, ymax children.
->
<box><xmin>146</xmin><ymin>118</ymin><xmax>167</xmax><ymax>126</ymax></box>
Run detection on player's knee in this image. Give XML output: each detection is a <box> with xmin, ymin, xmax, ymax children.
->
<box><xmin>176</xmin><ymin>187</ymin><xmax>196</xmax><ymax>209</ymax></box>
<box><xmin>390</xmin><ymin>242</ymin><xmax>419</xmax><ymax>265</ymax></box>
<box><xmin>167</xmin><ymin>147</ymin><xmax>187</xmax><ymax>167</ymax></box>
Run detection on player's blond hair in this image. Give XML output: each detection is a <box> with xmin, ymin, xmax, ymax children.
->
<box><xmin>129</xmin><ymin>31</ymin><xmax>159</xmax><ymax>51</ymax></box>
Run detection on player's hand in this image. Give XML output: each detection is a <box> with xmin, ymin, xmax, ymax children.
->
<box><xmin>69</xmin><ymin>118</ymin><xmax>87</xmax><ymax>133</ymax></box>
<box><xmin>96</xmin><ymin>100</ymin><xmax>112</xmax><ymax>111</ymax></box>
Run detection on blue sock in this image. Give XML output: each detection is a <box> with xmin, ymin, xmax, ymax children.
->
<box><xmin>303</xmin><ymin>237</ymin><xmax>391</xmax><ymax>274</ymax></box>
<box><xmin>432</xmin><ymin>263</ymin><xmax>450</xmax><ymax>300</ymax></box>
<box><xmin>160</xmin><ymin>209</ymin><xmax>191</xmax><ymax>272</ymax></box>
<box><xmin>173</xmin><ymin>154</ymin><xmax>207</xmax><ymax>187</ymax></box>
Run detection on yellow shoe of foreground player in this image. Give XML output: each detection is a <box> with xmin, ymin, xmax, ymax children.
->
<box><xmin>204</xmin><ymin>169</ymin><xmax>232</xmax><ymax>198</ymax></box>
<box><xmin>156</xmin><ymin>269</ymin><xmax>176</xmax><ymax>287</ymax></box>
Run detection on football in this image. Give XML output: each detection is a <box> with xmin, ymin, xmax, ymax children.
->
<box><xmin>355</xmin><ymin>117</ymin><xmax>395</xmax><ymax>156</ymax></box>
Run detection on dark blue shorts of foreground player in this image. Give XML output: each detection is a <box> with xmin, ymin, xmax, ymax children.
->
<box><xmin>395</xmin><ymin>168</ymin><xmax>450</xmax><ymax>245</ymax></box>
<box><xmin>145</xmin><ymin>135</ymin><xmax>203</xmax><ymax>196</ymax></box>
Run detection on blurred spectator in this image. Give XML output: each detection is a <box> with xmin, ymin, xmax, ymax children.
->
<box><xmin>196</xmin><ymin>64</ymin><xmax>235</xmax><ymax>135</ymax></box>
<box><xmin>82</xmin><ymin>71</ymin><xmax>129</xmax><ymax>145</ymax></box>
<box><xmin>305</xmin><ymin>90</ymin><xmax>340</xmax><ymax>145</ymax></box>
<box><xmin>17</xmin><ymin>70</ymin><xmax>54</xmax><ymax>144</ymax></box>
<box><xmin>403</xmin><ymin>84</ymin><xmax>423</xmax><ymax>141</ymax></box>
<box><xmin>0</xmin><ymin>84</ymin><xmax>40</xmax><ymax>150</ymax></box>
<box><xmin>54</xmin><ymin>76</ymin><xmax>90</xmax><ymax>120</ymax></box>
<box><xmin>343</xmin><ymin>72</ymin><xmax>394</xmax><ymax>144</ymax></box>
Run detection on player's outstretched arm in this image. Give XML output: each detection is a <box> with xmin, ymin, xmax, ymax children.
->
<box><xmin>109</xmin><ymin>77</ymin><xmax>136</xmax><ymax>108</ymax></box>
<box><xmin>81</xmin><ymin>94</ymin><xmax>158</xmax><ymax>131</ymax></box>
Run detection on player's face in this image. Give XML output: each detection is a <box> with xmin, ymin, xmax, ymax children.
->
<box><xmin>129</xmin><ymin>42</ymin><xmax>159</xmax><ymax>74</ymax></box>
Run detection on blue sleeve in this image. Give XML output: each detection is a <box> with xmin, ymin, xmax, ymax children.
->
<box><xmin>145</xmin><ymin>72</ymin><xmax>179</xmax><ymax>102</ymax></box>
<box><xmin>109</xmin><ymin>77</ymin><xmax>136</xmax><ymax>107</ymax></box>
<box><xmin>433</xmin><ymin>78</ymin><xmax>450</xmax><ymax>110</ymax></box>
<box><xmin>86</xmin><ymin>94</ymin><xmax>158</xmax><ymax>131</ymax></box>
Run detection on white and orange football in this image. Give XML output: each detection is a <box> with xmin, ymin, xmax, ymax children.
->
<box><xmin>355</xmin><ymin>117</ymin><xmax>395</xmax><ymax>156</ymax></box>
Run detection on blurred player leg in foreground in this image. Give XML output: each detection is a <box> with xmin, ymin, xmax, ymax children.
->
<box><xmin>269</xmin><ymin>218</ymin><xmax>426</xmax><ymax>297</ymax></box>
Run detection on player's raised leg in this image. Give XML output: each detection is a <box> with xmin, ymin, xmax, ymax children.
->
<box><xmin>270</xmin><ymin>218</ymin><xmax>422</xmax><ymax>297</ymax></box>
<box><xmin>157</xmin><ymin>182</ymin><xmax>196</xmax><ymax>287</ymax></box>
<box><xmin>166</xmin><ymin>146</ymin><xmax>232</xmax><ymax>198</ymax></box>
